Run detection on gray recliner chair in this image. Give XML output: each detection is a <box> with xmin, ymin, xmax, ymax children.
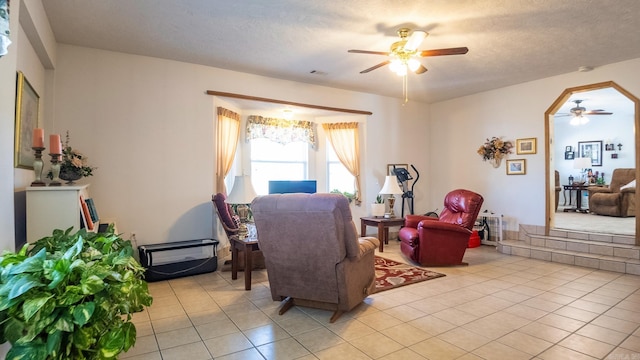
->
<box><xmin>251</xmin><ymin>193</ymin><xmax>379</xmax><ymax>323</ymax></box>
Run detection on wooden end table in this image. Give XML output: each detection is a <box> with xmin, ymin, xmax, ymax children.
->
<box><xmin>230</xmin><ymin>235</ymin><xmax>260</xmax><ymax>290</ymax></box>
<box><xmin>360</xmin><ymin>216</ymin><xmax>405</xmax><ymax>252</ymax></box>
<box><xmin>562</xmin><ymin>184</ymin><xmax>589</xmax><ymax>213</ymax></box>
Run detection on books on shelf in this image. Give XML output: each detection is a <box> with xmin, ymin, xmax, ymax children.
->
<box><xmin>79</xmin><ymin>195</ymin><xmax>94</xmax><ymax>231</ymax></box>
<box><xmin>85</xmin><ymin>198</ymin><xmax>99</xmax><ymax>223</ymax></box>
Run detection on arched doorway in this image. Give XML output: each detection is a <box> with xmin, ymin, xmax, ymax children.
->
<box><xmin>545</xmin><ymin>81</ymin><xmax>640</xmax><ymax>245</ymax></box>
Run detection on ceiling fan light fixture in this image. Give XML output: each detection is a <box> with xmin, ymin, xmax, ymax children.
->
<box><xmin>407</xmin><ymin>58</ymin><xmax>421</xmax><ymax>72</ymax></box>
<box><xmin>580</xmin><ymin>115</ymin><xmax>589</xmax><ymax>125</ymax></box>
<box><xmin>404</xmin><ymin>30</ymin><xmax>427</xmax><ymax>51</ymax></box>
<box><xmin>569</xmin><ymin>116</ymin><xmax>580</xmax><ymax>126</ymax></box>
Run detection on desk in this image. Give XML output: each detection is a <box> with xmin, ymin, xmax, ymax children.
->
<box><xmin>230</xmin><ymin>236</ymin><xmax>259</xmax><ymax>290</ymax></box>
<box><xmin>360</xmin><ymin>216</ymin><xmax>405</xmax><ymax>252</ymax></box>
<box><xmin>563</xmin><ymin>185</ymin><xmax>589</xmax><ymax>213</ymax></box>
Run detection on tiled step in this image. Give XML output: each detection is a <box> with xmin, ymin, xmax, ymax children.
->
<box><xmin>499</xmin><ymin>238</ymin><xmax>640</xmax><ymax>275</ymax></box>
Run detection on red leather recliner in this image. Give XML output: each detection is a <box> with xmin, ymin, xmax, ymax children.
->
<box><xmin>399</xmin><ymin>189</ymin><xmax>484</xmax><ymax>266</ymax></box>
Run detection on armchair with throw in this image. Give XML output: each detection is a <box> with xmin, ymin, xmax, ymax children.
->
<box><xmin>399</xmin><ymin>189</ymin><xmax>484</xmax><ymax>266</ymax></box>
<box><xmin>587</xmin><ymin>168</ymin><xmax>636</xmax><ymax>217</ymax></box>
<box><xmin>251</xmin><ymin>193</ymin><xmax>379</xmax><ymax>322</ymax></box>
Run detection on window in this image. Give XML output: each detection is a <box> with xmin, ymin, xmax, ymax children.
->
<box><xmin>250</xmin><ymin>138</ymin><xmax>308</xmax><ymax>195</ymax></box>
<box><xmin>327</xmin><ymin>140</ymin><xmax>355</xmax><ymax>194</ymax></box>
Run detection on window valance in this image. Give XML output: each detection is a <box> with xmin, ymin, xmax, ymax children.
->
<box><xmin>246</xmin><ymin>115</ymin><xmax>317</xmax><ymax>149</ymax></box>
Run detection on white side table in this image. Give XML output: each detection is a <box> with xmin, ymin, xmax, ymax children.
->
<box><xmin>475</xmin><ymin>211</ymin><xmax>503</xmax><ymax>246</ymax></box>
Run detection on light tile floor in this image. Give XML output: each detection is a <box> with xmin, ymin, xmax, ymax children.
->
<box><xmin>122</xmin><ymin>240</ymin><xmax>640</xmax><ymax>360</ymax></box>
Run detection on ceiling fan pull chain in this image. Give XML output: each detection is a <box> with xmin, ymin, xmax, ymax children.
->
<box><xmin>403</xmin><ymin>74</ymin><xmax>408</xmax><ymax>104</ymax></box>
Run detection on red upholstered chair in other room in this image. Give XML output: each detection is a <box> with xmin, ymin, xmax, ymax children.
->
<box><xmin>212</xmin><ymin>193</ymin><xmax>265</xmax><ymax>270</ymax></box>
<box><xmin>399</xmin><ymin>189</ymin><xmax>484</xmax><ymax>266</ymax></box>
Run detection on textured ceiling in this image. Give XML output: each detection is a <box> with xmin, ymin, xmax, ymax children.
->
<box><xmin>41</xmin><ymin>0</ymin><xmax>640</xmax><ymax>104</ymax></box>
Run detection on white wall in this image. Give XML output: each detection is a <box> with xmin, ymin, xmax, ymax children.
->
<box><xmin>48</xmin><ymin>45</ymin><xmax>430</xmax><ymax>250</ymax></box>
<box><xmin>429</xmin><ymin>58</ymin><xmax>640</xmax><ymax>230</ymax></box>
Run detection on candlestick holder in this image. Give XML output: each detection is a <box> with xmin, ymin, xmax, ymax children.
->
<box><xmin>31</xmin><ymin>147</ymin><xmax>46</xmax><ymax>186</ymax></box>
<box><xmin>49</xmin><ymin>153</ymin><xmax>62</xmax><ymax>186</ymax></box>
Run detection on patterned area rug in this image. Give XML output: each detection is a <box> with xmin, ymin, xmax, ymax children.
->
<box><xmin>374</xmin><ymin>256</ymin><xmax>445</xmax><ymax>293</ymax></box>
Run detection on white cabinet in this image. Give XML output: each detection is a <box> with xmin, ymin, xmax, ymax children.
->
<box><xmin>26</xmin><ymin>184</ymin><xmax>92</xmax><ymax>243</ymax></box>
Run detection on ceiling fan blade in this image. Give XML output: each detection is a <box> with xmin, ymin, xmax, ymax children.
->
<box><xmin>348</xmin><ymin>49</ymin><xmax>390</xmax><ymax>56</ymax></box>
<box><xmin>584</xmin><ymin>111</ymin><xmax>613</xmax><ymax>115</ymax></box>
<box><xmin>420</xmin><ymin>47</ymin><xmax>469</xmax><ymax>57</ymax></box>
<box><xmin>360</xmin><ymin>61</ymin><xmax>390</xmax><ymax>74</ymax></box>
<box><xmin>415</xmin><ymin>64</ymin><xmax>428</xmax><ymax>74</ymax></box>
<box><xmin>404</xmin><ymin>30</ymin><xmax>427</xmax><ymax>51</ymax></box>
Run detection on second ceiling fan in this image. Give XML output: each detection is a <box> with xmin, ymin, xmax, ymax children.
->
<box><xmin>348</xmin><ymin>28</ymin><xmax>469</xmax><ymax>75</ymax></box>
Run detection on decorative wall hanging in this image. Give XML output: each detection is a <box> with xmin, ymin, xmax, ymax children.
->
<box><xmin>477</xmin><ymin>136</ymin><xmax>513</xmax><ymax>168</ymax></box>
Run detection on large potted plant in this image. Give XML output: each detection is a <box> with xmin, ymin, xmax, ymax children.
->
<box><xmin>0</xmin><ymin>226</ymin><xmax>152</xmax><ymax>359</ymax></box>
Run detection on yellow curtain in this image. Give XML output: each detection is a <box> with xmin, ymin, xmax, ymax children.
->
<box><xmin>322</xmin><ymin>122</ymin><xmax>362</xmax><ymax>205</ymax></box>
<box><xmin>215</xmin><ymin>107</ymin><xmax>241</xmax><ymax>194</ymax></box>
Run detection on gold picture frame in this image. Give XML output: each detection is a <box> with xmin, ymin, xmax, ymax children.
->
<box><xmin>506</xmin><ymin>159</ymin><xmax>526</xmax><ymax>175</ymax></box>
<box><xmin>14</xmin><ymin>71</ymin><xmax>40</xmax><ymax>169</ymax></box>
<box><xmin>516</xmin><ymin>137</ymin><xmax>537</xmax><ymax>155</ymax></box>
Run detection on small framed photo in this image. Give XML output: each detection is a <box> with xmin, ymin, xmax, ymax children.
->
<box><xmin>506</xmin><ymin>159</ymin><xmax>526</xmax><ymax>175</ymax></box>
<box><xmin>564</xmin><ymin>151</ymin><xmax>574</xmax><ymax>160</ymax></box>
<box><xmin>611</xmin><ymin>153</ymin><xmax>618</xmax><ymax>159</ymax></box>
<box><xmin>565</xmin><ymin>146</ymin><xmax>572</xmax><ymax>152</ymax></box>
<box><xmin>516</xmin><ymin>138</ymin><xmax>537</xmax><ymax>155</ymax></box>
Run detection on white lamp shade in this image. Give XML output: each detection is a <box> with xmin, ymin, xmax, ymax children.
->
<box><xmin>225</xmin><ymin>175</ymin><xmax>258</xmax><ymax>204</ymax></box>
<box><xmin>573</xmin><ymin>157</ymin><xmax>592</xmax><ymax>169</ymax></box>
<box><xmin>379</xmin><ymin>176</ymin><xmax>403</xmax><ymax>195</ymax></box>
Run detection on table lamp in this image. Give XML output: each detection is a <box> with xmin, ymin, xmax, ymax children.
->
<box><xmin>379</xmin><ymin>175</ymin><xmax>404</xmax><ymax>218</ymax></box>
<box><xmin>225</xmin><ymin>175</ymin><xmax>258</xmax><ymax>238</ymax></box>
<box><xmin>573</xmin><ymin>157</ymin><xmax>592</xmax><ymax>183</ymax></box>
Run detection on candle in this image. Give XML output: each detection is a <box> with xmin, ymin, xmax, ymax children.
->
<box><xmin>50</xmin><ymin>134</ymin><xmax>62</xmax><ymax>154</ymax></box>
<box><xmin>32</xmin><ymin>128</ymin><xmax>44</xmax><ymax>148</ymax></box>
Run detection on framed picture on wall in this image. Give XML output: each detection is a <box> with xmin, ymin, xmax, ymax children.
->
<box><xmin>506</xmin><ymin>159</ymin><xmax>526</xmax><ymax>175</ymax></box>
<box><xmin>564</xmin><ymin>151</ymin><xmax>574</xmax><ymax>160</ymax></box>
<box><xmin>14</xmin><ymin>71</ymin><xmax>40</xmax><ymax>169</ymax></box>
<box><xmin>516</xmin><ymin>138</ymin><xmax>537</xmax><ymax>155</ymax></box>
<box><xmin>578</xmin><ymin>140</ymin><xmax>603</xmax><ymax>166</ymax></box>
<box><xmin>565</xmin><ymin>146</ymin><xmax>572</xmax><ymax>152</ymax></box>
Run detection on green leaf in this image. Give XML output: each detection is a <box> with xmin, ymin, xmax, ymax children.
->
<box><xmin>72</xmin><ymin>302</ymin><xmax>95</xmax><ymax>326</ymax></box>
<box><xmin>8</xmin><ymin>274</ymin><xmax>44</xmax><ymax>300</ymax></box>
<box><xmin>7</xmin><ymin>248</ymin><xmax>46</xmax><ymax>275</ymax></box>
<box><xmin>122</xmin><ymin>322</ymin><xmax>137</xmax><ymax>351</ymax></box>
<box><xmin>6</xmin><ymin>342</ymin><xmax>47</xmax><ymax>360</ymax></box>
<box><xmin>62</xmin><ymin>238</ymin><xmax>83</xmax><ymax>261</ymax></box>
<box><xmin>53</xmin><ymin>312</ymin><xmax>74</xmax><ymax>332</ymax></box>
<box><xmin>98</xmin><ymin>327</ymin><xmax>125</xmax><ymax>359</ymax></box>
<box><xmin>45</xmin><ymin>329</ymin><xmax>62</xmax><ymax>357</ymax></box>
<box><xmin>22</xmin><ymin>294</ymin><xmax>53</xmax><ymax>321</ymax></box>
<box><xmin>72</xmin><ymin>326</ymin><xmax>96</xmax><ymax>351</ymax></box>
<box><xmin>81</xmin><ymin>275</ymin><xmax>105</xmax><ymax>295</ymax></box>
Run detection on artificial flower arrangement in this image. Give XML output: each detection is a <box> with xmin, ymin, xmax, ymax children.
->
<box><xmin>47</xmin><ymin>131</ymin><xmax>96</xmax><ymax>180</ymax></box>
<box><xmin>477</xmin><ymin>136</ymin><xmax>513</xmax><ymax>161</ymax></box>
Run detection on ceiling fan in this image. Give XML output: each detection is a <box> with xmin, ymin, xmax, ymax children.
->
<box><xmin>556</xmin><ymin>99</ymin><xmax>612</xmax><ymax>126</ymax></box>
<box><xmin>348</xmin><ymin>28</ymin><xmax>469</xmax><ymax>75</ymax></box>
<box><xmin>556</xmin><ymin>99</ymin><xmax>613</xmax><ymax>117</ymax></box>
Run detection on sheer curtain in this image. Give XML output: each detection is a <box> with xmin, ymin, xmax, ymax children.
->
<box><xmin>322</xmin><ymin>122</ymin><xmax>362</xmax><ymax>205</ymax></box>
<box><xmin>215</xmin><ymin>107</ymin><xmax>241</xmax><ymax>194</ymax></box>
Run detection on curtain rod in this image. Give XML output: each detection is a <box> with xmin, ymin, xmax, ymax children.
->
<box><xmin>206</xmin><ymin>90</ymin><xmax>373</xmax><ymax>115</ymax></box>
